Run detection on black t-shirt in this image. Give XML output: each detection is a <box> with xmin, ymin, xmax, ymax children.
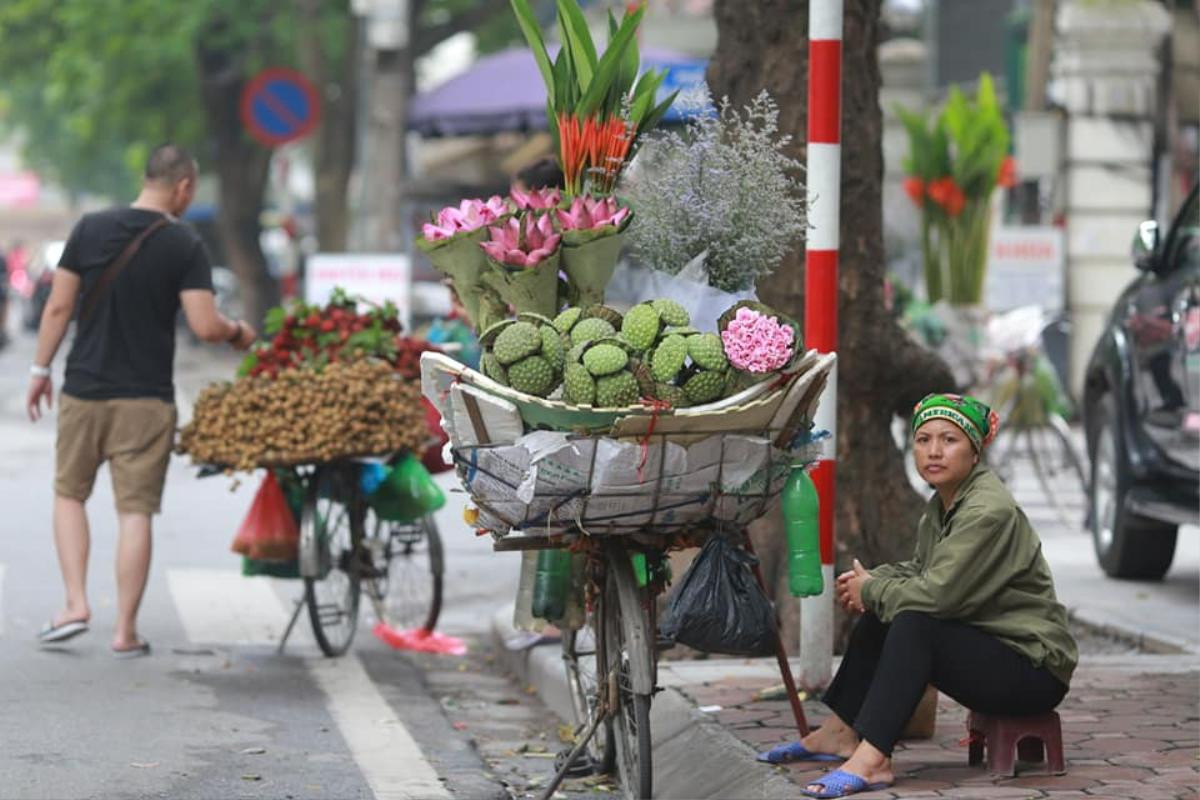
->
<box><xmin>59</xmin><ymin>207</ymin><xmax>213</xmax><ymax>401</ymax></box>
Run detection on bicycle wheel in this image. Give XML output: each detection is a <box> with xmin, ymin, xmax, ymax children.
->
<box><xmin>563</xmin><ymin>609</ymin><xmax>614</xmax><ymax>774</ymax></box>
<box><xmin>302</xmin><ymin>469</ymin><xmax>363</xmax><ymax>657</ymax></box>
<box><xmin>1024</xmin><ymin>418</ymin><xmax>1088</xmax><ymax>529</ymax></box>
<box><xmin>602</xmin><ymin>549</ymin><xmax>654</xmax><ymax>800</ymax></box>
<box><xmin>367</xmin><ymin>513</ymin><xmax>444</xmax><ymax>633</ymax></box>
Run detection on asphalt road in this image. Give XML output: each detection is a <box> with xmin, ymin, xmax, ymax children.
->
<box><xmin>0</xmin><ymin>329</ymin><xmax>610</xmax><ymax>800</ymax></box>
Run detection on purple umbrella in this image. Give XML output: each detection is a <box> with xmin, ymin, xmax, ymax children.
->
<box><xmin>410</xmin><ymin>46</ymin><xmax>707</xmax><ymax>137</ymax></box>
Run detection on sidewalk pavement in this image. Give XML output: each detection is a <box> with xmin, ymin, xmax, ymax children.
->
<box><xmin>493</xmin><ymin>607</ymin><xmax>1200</xmax><ymax>800</ymax></box>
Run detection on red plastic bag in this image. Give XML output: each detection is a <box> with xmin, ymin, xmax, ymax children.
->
<box><xmin>231</xmin><ymin>472</ymin><xmax>300</xmax><ymax>562</ymax></box>
<box><xmin>420</xmin><ymin>396</ymin><xmax>453</xmax><ymax>474</ymax></box>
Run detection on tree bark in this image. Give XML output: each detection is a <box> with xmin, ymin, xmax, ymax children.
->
<box><xmin>708</xmin><ymin>0</ymin><xmax>956</xmax><ymax>651</ymax></box>
<box><xmin>299</xmin><ymin>0</ymin><xmax>358</xmax><ymax>252</ymax></box>
<box><xmin>197</xmin><ymin>31</ymin><xmax>276</xmax><ymax>328</ymax></box>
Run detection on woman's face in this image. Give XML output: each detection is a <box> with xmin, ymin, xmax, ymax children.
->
<box><xmin>913</xmin><ymin>418</ymin><xmax>978</xmax><ymax>493</ymax></box>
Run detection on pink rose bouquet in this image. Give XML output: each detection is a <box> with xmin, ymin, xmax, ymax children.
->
<box><xmin>719</xmin><ymin>304</ymin><xmax>799</xmax><ymax>374</ymax></box>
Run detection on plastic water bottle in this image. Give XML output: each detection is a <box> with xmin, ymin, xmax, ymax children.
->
<box><xmin>783</xmin><ymin>468</ymin><xmax>823</xmax><ymax>597</ymax></box>
<box><xmin>631</xmin><ymin>553</ymin><xmax>648</xmax><ymax>588</ymax></box>
<box><xmin>531</xmin><ymin>549</ymin><xmax>572</xmax><ymax>620</ymax></box>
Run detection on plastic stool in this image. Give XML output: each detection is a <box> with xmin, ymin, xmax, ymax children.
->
<box><xmin>966</xmin><ymin>710</ymin><xmax>1066</xmax><ymax>777</ymax></box>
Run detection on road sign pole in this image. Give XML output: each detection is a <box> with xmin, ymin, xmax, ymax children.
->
<box><xmin>799</xmin><ymin>0</ymin><xmax>842</xmax><ymax>693</ymax></box>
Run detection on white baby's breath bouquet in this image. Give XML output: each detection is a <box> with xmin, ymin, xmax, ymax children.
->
<box><xmin>621</xmin><ymin>91</ymin><xmax>808</xmax><ymax>293</ymax></box>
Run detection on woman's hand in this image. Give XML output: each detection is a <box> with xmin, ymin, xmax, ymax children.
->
<box><xmin>836</xmin><ymin>559</ymin><xmax>872</xmax><ymax>614</ymax></box>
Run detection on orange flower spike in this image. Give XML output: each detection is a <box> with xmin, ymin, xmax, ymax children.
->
<box><xmin>902</xmin><ymin>176</ymin><xmax>925</xmax><ymax>206</ymax></box>
<box><xmin>996</xmin><ymin>155</ymin><xmax>1017</xmax><ymax>189</ymax></box>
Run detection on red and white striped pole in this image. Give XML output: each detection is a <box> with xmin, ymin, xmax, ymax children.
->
<box><xmin>799</xmin><ymin>0</ymin><xmax>842</xmax><ymax>691</ymax></box>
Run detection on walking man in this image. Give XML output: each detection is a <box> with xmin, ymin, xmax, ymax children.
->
<box><xmin>27</xmin><ymin>144</ymin><xmax>257</xmax><ymax>656</ymax></box>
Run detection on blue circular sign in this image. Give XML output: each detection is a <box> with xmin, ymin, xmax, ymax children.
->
<box><xmin>240</xmin><ymin>68</ymin><xmax>321</xmax><ymax>148</ymax></box>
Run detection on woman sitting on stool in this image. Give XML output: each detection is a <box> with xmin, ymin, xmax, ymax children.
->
<box><xmin>760</xmin><ymin>393</ymin><xmax>1078</xmax><ymax>799</ymax></box>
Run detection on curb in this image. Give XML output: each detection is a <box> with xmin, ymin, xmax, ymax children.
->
<box><xmin>1067</xmin><ymin>607</ymin><xmax>1196</xmax><ymax>656</ymax></box>
<box><xmin>490</xmin><ymin>606</ymin><xmax>800</xmax><ymax>800</ymax></box>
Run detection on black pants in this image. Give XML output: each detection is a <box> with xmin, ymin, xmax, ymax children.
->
<box><xmin>821</xmin><ymin>611</ymin><xmax>1068</xmax><ymax>756</ymax></box>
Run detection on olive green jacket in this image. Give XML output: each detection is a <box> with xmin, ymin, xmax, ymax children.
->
<box><xmin>860</xmin><ymin>465</ymin><xmax>1078</xmax><ymax>686</ymax></box>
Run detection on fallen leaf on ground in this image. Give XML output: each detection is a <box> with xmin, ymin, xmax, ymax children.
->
<box><xmin>241</xmin><ymin>747</ymin><xmax>267</xmax><ymax>755</ymax></box>
<box><xmin>130</xmin><ymin>762</ymin><xmax>159</xmax><ymax>769</ymax></box>
<box><xmin>557</xmin><ymin>724</ymin><xmax>576</xmax><ymax>744</ymax></box>
<box><xmin>241</xmin><ymin>774</ymin><xmax>262</xmax><ymax>781</ymax></box>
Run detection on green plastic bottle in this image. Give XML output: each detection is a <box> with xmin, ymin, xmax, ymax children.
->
<box><xmin>531</xmin><ymin>549</ymin><xmax>572</xmax><ymax>620</ymax></box>
<box><xmin>631</xmin><ymin>553</ymin><xmax>648</xmax><ymax>588</ymax></box>
<box><xmin>783</xmin><ymin>467</ymin><xmax>823</xmax><ymax>597</ymax></box>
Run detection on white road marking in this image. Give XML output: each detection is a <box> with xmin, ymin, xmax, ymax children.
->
<box><xmin>167</xmin><ymin>568</ymin><xmax>448</xmax><ymax>799</ymax></box>
<box><xmin>166</xmin><ymin>568</ymin><xmax>303</xmax><ymax>646</ymax></box>
<box><xmin>307</xmin><ymin>654</ymin><xmax>451</xmax><ymax>800</ymax></box>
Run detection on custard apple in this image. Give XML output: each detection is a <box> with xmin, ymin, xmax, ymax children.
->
<box><xmin>595</xmin><ymin>371</ymin><xmax>640</xmax><ymax>408</ymax></box>
<box><xmin>481</xmin><ymin>352</ymin><xmax>508</xmax><ymax>384</ymax></box>
<box><xmin>570</xmin><ymin>317</ymin><xmax>617</xmax><ymax>346</ymax></box>
<box><xmin>651</xmin><ymin>335</ymin><xmax>688</xmax><ymax>382</ymax></box>
<box><xmin>683</xmin><ymin>369</ymin><xmax>726</xmax><ymax>404</ymax></box>
<box><xmin>563</xmin><ymin>363</ymin><xmax>596</xmax><ymax>405</ymax></box>
<box><xmin>651</xmin><ymin>299</ymin><xmax>690</xmax><ymax>327</ymax></box>
<box><xmin>507</xmin><ymin>355</ymin><xmax>557</xmax><ymax>397</ymax></box>
<box><xmin>582</xmin><ymin>343</ymin><xmax>628</xmax><ymax>376</ymax></box>
<box><xmin>621</xmin><ymin>303</ymin><xmax>661</xmax><ymax>351</ymax></box>
<box><xmin>493</xmin><ymin>321</ymin><xmax>542</xmax><ymax>366</ymax></box>
<box><xmin>540</xmin><ymin>326</ymin><xmax>566</xmax><ymax>372</ymax></box>
<box><xmin>553</xmin><ymin>306</ymin><xmax>583</xmax><ymax>335</ymax></box>
<box><xmin>688</xmin><ymin>333</ymin><xmax>729</xmax><ymax>372</ymax></box>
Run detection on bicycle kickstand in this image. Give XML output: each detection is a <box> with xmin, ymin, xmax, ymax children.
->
<box><xmin>277</xmin><ymin>595</ymin><xmax>307</xmax><ymax>654</ymax></box>
<box><xmin>537</xmin><ymin>702</ymin><xmax>610</xmax><ymax>800</ymax></box>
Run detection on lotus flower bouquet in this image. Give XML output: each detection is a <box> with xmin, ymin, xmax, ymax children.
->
<box><xmin>479</xmin><ymin>214</ymin><xmax>563</xmax><ymax>319</ymax></box>
<box><xmin>510</xmin><ymin>186</ymin><xmax>562</xmax><ymax>213</ymax></box>
<box><xmin>556</xmin><ymin>194</ymin><xmax>632</xmax><ymax>307</ymax></box>
<box><xmin>415</xmin><ymin>197</ymin><xmax>509</xmax><ymax>330</ymax></box>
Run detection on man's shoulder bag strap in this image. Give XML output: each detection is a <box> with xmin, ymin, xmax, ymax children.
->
<box><xmin>79</xmin><ymin>216</ymin><xmax>171</xmax><ymax>322</ymax></box>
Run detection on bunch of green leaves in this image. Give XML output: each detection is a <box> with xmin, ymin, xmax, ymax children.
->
<box><xmin>511</xmin><ymin>0</ymin><xmax>676</xmax><ymax>147</ymax></box>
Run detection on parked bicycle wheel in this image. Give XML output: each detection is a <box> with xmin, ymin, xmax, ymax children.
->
<box><xmin>562</xmin><ymin>608</ymin><xmax>614</xmax><ymax>774</ymax></box>
<box><xmin>367</xmin><ymin>512</ymin><xmax>444</xmax><ymax>633</ymax></box>
<box><xmin>603</xmin><ymin>550</ymin><xmax>654</xmax><ymax>800</ymax></box>
<box><xmin>301</xmin><ymin>468</ymin><xmax>364</xmax><ymax>656</ymax></box>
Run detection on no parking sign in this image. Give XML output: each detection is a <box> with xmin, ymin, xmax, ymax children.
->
<box><xmin>240</xmin><ymin>68</ymin><xmax>321</xmax><ymax>148</ymax></box>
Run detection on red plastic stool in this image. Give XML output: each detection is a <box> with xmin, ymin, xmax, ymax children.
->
<box><xmin>966</xmin><ymin>710</ymin><xmax>1066</xmax><ymax>777</ymax></box>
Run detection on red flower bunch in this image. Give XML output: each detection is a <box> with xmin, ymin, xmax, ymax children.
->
<box><xmin>926</xmin><ymin>176</ymin><xmax>966</xmax><ymax>217</ymax></box>
<box><xmin>996</xmin><ymin>155</ymin><xmax>1017</xmax><ymax>189</ymax></box>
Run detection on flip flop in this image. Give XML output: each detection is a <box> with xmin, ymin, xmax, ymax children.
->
<box><xmin>757</xmin><ymin>741</ymin><xmax>842</xmax><ymax>764</ymax></box>
<box><xmin>37</xmin><ymin>619</ymin><xmax>89</xmax><ymax>644</ymax></box>
<box><xmin>112</xmin><ymin>639</ymin><xmax>151</xmax><ymax>659</ymax></box>
<box><xmin>801</xmin><ymin>768</ymin><xmax>892</xmax><ymax>798</ymax></box>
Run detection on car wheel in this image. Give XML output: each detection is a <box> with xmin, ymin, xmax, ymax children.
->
<box><xmin>1088</xmin><ymin>394</ymin><xmax>1177</xmax><ymax>579</ymax></box>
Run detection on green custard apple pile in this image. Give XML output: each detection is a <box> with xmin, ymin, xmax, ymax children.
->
<box><xmin>477</xmin><ymin>300</ymin><xmax>796</xmax><ymax>409</ymax></box>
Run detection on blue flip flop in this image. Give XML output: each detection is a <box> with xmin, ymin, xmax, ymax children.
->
<box><xmin>800</xmin><ymin>768</ymin><xmax>893</xmax><ymax>798</ymax></box>
<box><xmin>756</xmin><ymin>741</ymin><xmax>842</xmax><ymax>764</ymax></box>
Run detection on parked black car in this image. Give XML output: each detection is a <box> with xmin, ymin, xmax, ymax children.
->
<box><xmin>1083</xmin><ymin>186</ymin><xmax>1200</xmax><ymax>579</ymax></box>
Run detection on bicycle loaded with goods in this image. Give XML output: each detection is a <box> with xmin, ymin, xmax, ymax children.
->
<box><xmin>177</xmin><ymin>292</ymin><xmax>454</xmax><ymax>657</ymax></box>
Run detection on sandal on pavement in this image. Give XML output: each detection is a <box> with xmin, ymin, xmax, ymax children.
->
<box><xmin>800</xmin><ymin>768</ymin><xmax>893</xmax><ymax>798</ymax></box>
<box><xmin>757</xmin><ymin>741</ymin><xmax>842</xmax><ymax>764</ymax></box>
<box><xmin>112</xmin><ymin>639</ymin><xmax>151</xmax><ymax>659</ymax></box>
<box><xmin>38</xmin><ymin>619</ymin><xmax>89</xmax><ymax>644</ymax></box>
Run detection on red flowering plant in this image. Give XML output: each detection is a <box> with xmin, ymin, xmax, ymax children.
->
<box><xmin>898</xmin><ymin>73</ymin><xmax>1015</xmax><ymax>305</ymax></box>
<box><xmin>511</xmin><ymin>0</ymin><xmax>677</xmax><ymax>197</ymax></box>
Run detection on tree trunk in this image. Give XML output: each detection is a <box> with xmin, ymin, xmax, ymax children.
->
<box><xmin>299</xmin><ymin>0</ymin><xmax>358</xmax><ymax>252</ymax></box>
<box><xmin>708</xmin><ymin>0</ymin><xmax>956</xmax><ymax>651</ymax></box>
<box><xmin>197</xmin><ymin>34</ymin><xmax>277</xmax><ymax>328</ymax></box>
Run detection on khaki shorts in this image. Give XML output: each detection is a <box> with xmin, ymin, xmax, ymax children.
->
<box><xmin>56</xmin><ymin>394</ymin><xmax>177</xmax><ymax>514</ymax></box>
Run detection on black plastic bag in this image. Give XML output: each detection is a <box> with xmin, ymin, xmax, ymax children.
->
<box><xmin>661</xmin><ymin>535</ymin><xmax>778</xmax><ymax>657</ymax></box>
